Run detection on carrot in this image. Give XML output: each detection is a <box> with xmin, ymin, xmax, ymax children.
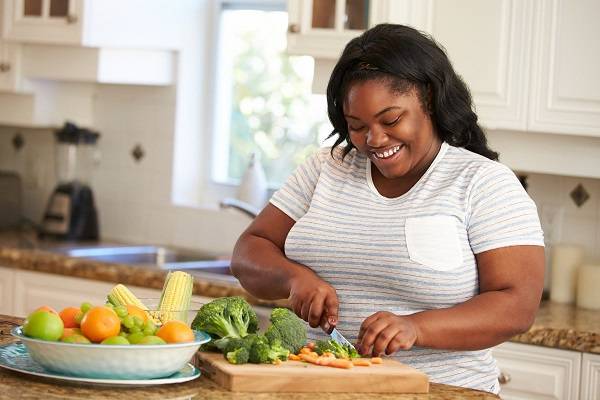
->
<box><xmin>315</xmin><ymin>357</ymin><xmax>334</xmax><ymax>366</ymax></box>
<box><xmin>299</xmin><ymin>354</ymin><xmax>319</xmax><ymax>364</ymax></box>
<box><xmin>322</xmin><ymin>352</ymin><xmax>334</xmax><ymax>358</ymax></box>
<box><xmin>299</xmin><ymin>347</ymin><xmax>312</xmax><ymax>354</ymax></box>
<box><xmin>352</xmin><ymin>359</ymin><xmax>372</xmax><ymax>367</ymax></box>
<box><xmin>306</xmin><ymin>342</ymin><xmax>316</xmax><ymax>350</ymax></box>
<box><xmin>371</xmin><ymin>357</ymin><xmax>383</xmax><ymax>364</ymax></box>
<box><xmin>328</xmin><ymin>359</ymin><xmax>354</xmax><ymax>369</ymax></box>
<box><xmin>288</xmin><ymin>354</ymin><xmax>302</xmax><ymax>361</ymax></box>
<box><xmin>308</xmin><ymin>351</ymin><xmax>319</xmax><ymax>358</ymax></box>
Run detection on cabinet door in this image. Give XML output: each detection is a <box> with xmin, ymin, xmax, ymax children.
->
<box><xmin>2</xmin><ymin>0</ymin><xmax>83</xmax><ymax>44</ymax></box>
<box><xmin>0</xmin><ymin>40</ymin><xmax>20</xmax><ymax>92</ymax></box>
<box><xmin>493</xmin><ymin>342</ymin><xmax>581</xmax><ymax>400</ymax></box>
<box><xmin>581</xmin><ymin>353</ymin><xmax>600</xmax><ymax>400</ymax></box>
<box><xmin>12</xmin><ymin>270</ymin><xmax>164</xmax><ymax>317</ymax></box>
<box><xmin>0</xmin><ymin>267</ymin><xmax>15</xmax><ymax>315</ymax></box>
<box><xmin>411</xmin><ymin>0</ymin><xmax>533</xmax><ymax>131</ymax></box>
<box><xmin>287</xmin><ymin>0</ymin><xmax>380</xmax><ymax>59</ymax></box>
<box><xmin>528</xmin><ymin>0</ymin><xmax>600</xmax><ymax>137</ymax></box>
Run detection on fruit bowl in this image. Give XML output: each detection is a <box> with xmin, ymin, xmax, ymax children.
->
<box><xmin>137</xmin><ymin>298</ymin><xmax>204</xmax><ymax>326</ymax></box>
<box><xmin>12</xmin><ymin>326</ymin><xmax>211</xmax><ymax>380</ymax></box>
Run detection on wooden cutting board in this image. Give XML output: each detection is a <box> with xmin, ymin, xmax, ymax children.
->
<box><xmin>193</xmin><ymin>351</ymin><xmax>429</xmax><ymax>393</ymax></box>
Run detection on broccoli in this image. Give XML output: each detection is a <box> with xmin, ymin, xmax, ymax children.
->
<box><xmin>191</xmin><ymin>297</ymin><xmax>259</xmax><ymax>343</ymax></box>
<box><xmin>226</xmin><ymin>347</ymin><xmax>250</xmax><ymax>364</ymax></box>
<box><xmin>264</xmin><ymin>307</ymin><xmax>307</xmax><ymax>354</ymax></box>
<box><xmin>248</xmin><ymin>335</ymin><xmax>289</xmax><ymax>364</ymax></box>
<box><xmin>314</xmin><ymin>339</ymin><xmax>359</xmax><ymax>359</ymax></box>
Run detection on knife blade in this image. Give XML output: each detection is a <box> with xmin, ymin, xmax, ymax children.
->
<box><xmin>329</xmin><ymin>327</ymin><xmax>356</xmax><ymax>350</ymax></box>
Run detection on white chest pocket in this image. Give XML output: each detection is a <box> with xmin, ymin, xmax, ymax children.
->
<box><xmin>405</xmin><ymin>216</ymin><xmax>463</xmax><ymax>271</ymax></box>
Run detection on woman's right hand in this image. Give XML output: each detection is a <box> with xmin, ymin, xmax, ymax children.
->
<box><xmin>288</xmin><ymin>268</ymin><xmax>339</xmax><ymax>333</ymax></box>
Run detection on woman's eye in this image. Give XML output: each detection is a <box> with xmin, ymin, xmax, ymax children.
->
<box><xmin>383</xmin><ymin>115</ymin><xmax>401</xmax><ymax>126</ymax></box>
<box><xmin>349</xmin><ymin>125</ymin><xmax>366</xmax><ymax>131</ymax></box>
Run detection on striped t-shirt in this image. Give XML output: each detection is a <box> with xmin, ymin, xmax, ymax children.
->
<box><xmin>270</xmin><ymin>142</ymin><xmax>544</xmax><ymax>394</ymax></box>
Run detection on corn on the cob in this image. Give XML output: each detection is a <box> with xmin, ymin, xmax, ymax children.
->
<box><xmin>157</xmin><ymin>271</ymin><xmax>193</xmax><ymax>324</ymax></box>
<box><xmin>107</xmin><ymin>284</ymin><xmax>159</xmax><ymax>324</ymax></box>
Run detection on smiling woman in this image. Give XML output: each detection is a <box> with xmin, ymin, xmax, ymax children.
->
<box><xmin>231</xmin><ymin>23</ymin><xmax>545</xmax><ymax>395</ymax></box>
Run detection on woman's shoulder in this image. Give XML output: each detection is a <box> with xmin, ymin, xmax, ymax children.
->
<box><xmin>309</xmin><ymin>145</ymin><xmax>364</xmax><ymax>170</ymax></box>
<box><xmin>443</xmin><ymin>144</ymin><xmax>513</xmax><ymax>181</ymax></box>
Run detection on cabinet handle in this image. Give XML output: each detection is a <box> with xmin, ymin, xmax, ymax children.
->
<box><xmin>288</xmin><ymin>23</ymin><xmax>300</xmax><ymax>33</ymax></box>
<box><xmin>0</xmin><ymin>63</ymin><xmax>10</xmax><ymax>73</ymax></box>
<box><xmin>66</xmin><ymin>14</ymin><xmax>78</xmax><ymax>24</ymax></box>
<box><xmin>498</xmin><ymin>371</ymin><xmax>511</xmax><ymax>384</ymax></box>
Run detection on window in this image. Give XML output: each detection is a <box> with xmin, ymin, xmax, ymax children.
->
<box><xmin>212</xmin><ymin>0</ymin><xmax>332</xmax><ymax>187</ymax></box>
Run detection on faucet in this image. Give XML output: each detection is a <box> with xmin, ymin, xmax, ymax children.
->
<box><xmin>219</xmin><ymin>198</ymin><xmax>260</xmax><ymax>219</ymax></box>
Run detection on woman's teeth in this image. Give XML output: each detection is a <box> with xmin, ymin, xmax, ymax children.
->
<box><xmin>374</xmin><ymin>145</ymin><xmax>402</xmax><ymax>159</ymax></box>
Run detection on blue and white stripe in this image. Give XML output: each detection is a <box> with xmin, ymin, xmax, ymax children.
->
<box><xmin>270</xmin><ymin>142</ymin><xmax>544</xmax><ymax>394</ymax></box>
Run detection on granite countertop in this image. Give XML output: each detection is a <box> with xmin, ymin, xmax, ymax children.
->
<box><xmin>1</xmin><ymin>230</ymin><xmax>600</xmax><ymax>355</ymax></box>
<box><xmin>0</xmin><ymin>230</ymin><xmax>286</xmax><ymax>308</ymax></box>
<box><xmin>0</xmin><ymin>316</ymin><xmax>498</xmax><ymax>399</ymax></box>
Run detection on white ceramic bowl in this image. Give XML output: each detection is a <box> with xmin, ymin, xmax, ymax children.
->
<box><xmin>12</xmin><ymin>326</ymin><xmax>210</xmax><ymax>380</ymax></box>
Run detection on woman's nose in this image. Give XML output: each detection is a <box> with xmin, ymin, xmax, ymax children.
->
<box><xmin>366</xmin><ymin>125</ymin><xmax>387</xmax><ymax>147</ymax></box>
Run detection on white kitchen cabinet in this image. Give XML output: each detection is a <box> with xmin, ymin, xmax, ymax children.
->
<box><xmin>2</xmin><ymin>0</ymin><xmax>185</xmax><ymax>50</ymax></box>
<box><xmin>287</xmin><ymin>0</ymin><xmax>412</xmax><ymax>59</ymax></box>
<box><xmin>411</xmin><ymin>0</ymin><xmax>533</xmax><ymax>131</ymax></box>
<box><xmin>493</xmin><ymin>342</ymin><xmax>581</xmax><ymax>400</ymax></box>
<box><xmin>0</xmin><ymin>266</ymin><xmax>15</xmax><ymax>315</ymax></box>
<box><xmin>528</xmin><ymin>0</ymin><xmax>600</xmax><ymax>137</ymax></box>
<box><xmin>581</xmin><ymin>353</ymin><xmax>600</xmax><ymax>400</ymax></box>
<box><xmin>0</xmin><ymin>40</ymin><xmax>20</xmax><ymax>92</ymax></box>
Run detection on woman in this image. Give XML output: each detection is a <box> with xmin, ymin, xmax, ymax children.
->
<box><xmin>231</xmin><ymin>24</ymin><xmax>544</xmax><ymax>394</ymax></box>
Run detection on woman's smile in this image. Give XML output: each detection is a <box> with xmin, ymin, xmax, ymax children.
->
<box><xmin>372</xmin><ymin>144</ymin><xmax>405</xmax><ymax>160</ymax></box>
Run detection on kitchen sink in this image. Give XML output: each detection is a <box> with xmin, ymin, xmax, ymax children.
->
<box><xmin>47</xmin><ymin>245</ymin><xmax>233</xmax><ymax>276</ymax></box>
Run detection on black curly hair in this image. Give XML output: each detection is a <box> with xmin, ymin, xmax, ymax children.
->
<box><xmin>326</xmin><ymin>23</ymin><xmax>498</xmax><ymax>161</ymax></box>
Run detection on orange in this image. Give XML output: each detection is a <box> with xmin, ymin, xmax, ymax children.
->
<box><xmin>60</xmin><ymin>327</ymin><xmax>83</xmax><ymax>340</ymax></box>
<box><xmin>59</xmin><ymin>307</ymin><xmax>81</xmax><ymax>328</ymax></box>
<box><xmin>34</xmin><ymin>305</ymin><xmax>58</xmax><ymax>315</ymax></box>
<box><xmin>156</xmin><ymin>320</ymin><xmax>194</xmax><ymax>344</ymax></box>
<box><xmin>80</xmin><ymin>306</ymin><xmax>121</xmax><ymax>343</ymax></box>
<box><xmin>126</xmin><ymin>305</ymin><xmax>148</xmax><ymax>323</ymax></box>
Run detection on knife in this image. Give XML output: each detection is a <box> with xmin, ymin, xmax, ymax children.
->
<box><xmin>329</xmin><ymin>327</ymin><xmax>356</xmax><ymax>351</ymax></box>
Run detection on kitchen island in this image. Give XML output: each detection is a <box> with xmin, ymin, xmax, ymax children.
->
<box><xmin>0</xmin><ymin>315</ymin><xmax>498</xmax><ymax>399</ymax></box>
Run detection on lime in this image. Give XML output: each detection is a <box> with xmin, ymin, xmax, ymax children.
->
<box><xmin>80</xmin><ymin>302</ymin><xmax>93</xmax><ymax>314</ymax></box>
<box><xmin>136</xmin><ymin>335</ymin><xmax>166</xmax><ymax>345</ymax></box>
<box><xmin>61</xmin><ymin>334</ymin><xmax>91</xmax><ymax>344</ymax></box>
<box><xmin>23</xmin><ymin>310</ymin><xmax>64</xmax><ymax>341</ymax></box>
<box><xmin>101</xmin><ymin>336</ymin><xmax>130</xmax><ymax>345</ymax></box>
<box><xmin>127</xmin><ymin>332</ymin><xmax>146</xmax><ymax>344</ymax></box>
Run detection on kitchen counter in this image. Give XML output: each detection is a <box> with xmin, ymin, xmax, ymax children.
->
<box><xmin>2</xmin><ymin>231</ymin><xmax>600</xmax><ymax>355</ymax></box>
<box><xmin>0</xmin><ymin>316</ymin><xmax>498</xmax><ymax>399</ymax></box>
<box><xmin>0</xmin><ymin>230</ymin><xmax>285</xmax><ymax>308</ymax></box>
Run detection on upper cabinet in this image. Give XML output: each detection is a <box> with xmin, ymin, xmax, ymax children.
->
<box><xmin>287</xmin><ymin>0</ymin><xmax>410</xmax><ymax>59</ymax></box>
<box><xmin>289</xmin><ymin>0</ymin><xmax>600</xmax><ymax>138</ymax></box>
<box><xmin>2</xmin><ymin>0</ymin><xmax>185</xmax><ymax>50</ymax></box>
<box><xmin>410</xmin><ymin>0</ymin><xmax>533</xmax><ymax>132</ymax></box>
<box><xmin>528</xmin><ymin>0</ymin><xmax>600</xmax><ymax>137</ymax></box>
<box><xmin>2</xmin><ymin>0</ymin><xmax>82</xmax><ymax>44</ymax></box>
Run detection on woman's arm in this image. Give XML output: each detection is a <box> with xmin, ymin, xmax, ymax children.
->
<box><xmin>231</xmin><ymin>204</ymin><xmax>339</xmax><ymax>330</ymax></box>
<box><xmin>357</xmin><ymin>245</ymin><xmax>544</xmax><ymax>355</ymax></box>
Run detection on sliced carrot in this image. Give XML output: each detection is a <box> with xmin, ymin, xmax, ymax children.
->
<box><xmin>328</xmin><ymin>359</ymin><xmax>354</xmax><ymax>369</ymax></box>
<box><xmin>352</xmin><ymin>359</ymin><xmax>372</xmax><ymax>367</ymax></box>
<box><xmin>315</xmin><ymin>357</ymin><xmax>334</xmax><ymax>366</ymax></box>
<box><xmin>308</xmin><ymin>351</ymin><xmax>319</xmax><ymax>358</ymax></box>
<box><xmin>288</xmin><ymin>354</ymin><xmax>301</xmax><ymax>361</ymax></box>
<box><xmin>299</xmin><ymin>354</ymin><xmax>319</xmax><ymax>364</ymax></box>
<box><xmin>306</xmin><ymin>342</ymin><xmax>316</xmax><ymax>350</ymax></box>
<box><xmin>299</xmin><ymin>347</ymin><xmax>312</xmax><ymax>354</ymax></box>
<box><xmin>371</xmin><ymin>357</ymin><xmax>383</xmax><ymax>364</ymax></box>
<box><xmin>322</xmin><ymin>351</ymin><xmax>334</xmax><ymax>357</ymax></box>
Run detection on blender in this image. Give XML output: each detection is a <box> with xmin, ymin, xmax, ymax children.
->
<box><xmin>41</xmin><ymin>122</ymin><xmax>100</xmax><ymax>240</ymax></box>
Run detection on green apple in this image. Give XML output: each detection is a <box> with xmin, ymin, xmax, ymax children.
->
<box><xmin>23</xmin><ymin>310</ymin><xmax>64</xmax><ymax>341</ymax></box>
<box><xmin>101</xmin><ymin>336</ymin><xmax>130</xmax><ymax>345</ymax></box>
<box><xmin>136</xmin><ymin>335</ymin><xmax>166</xmax><ymax>345</ymax></box>
<box><xmin>61</xmin><ymin>334</ymin><xmax>91</xmax><ymax>344</ymax></box>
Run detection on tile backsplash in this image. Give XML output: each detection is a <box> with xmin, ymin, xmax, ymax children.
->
<box><xmin>1</xmin><ymin>83</ymin><xmax>599</xmax><ymax>262</ymax></box>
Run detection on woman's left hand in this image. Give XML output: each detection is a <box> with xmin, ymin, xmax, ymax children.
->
<box><xmin>356</xmin><ymin>311</ymin><xmax>419</xmax><ymax>356</ymax></box>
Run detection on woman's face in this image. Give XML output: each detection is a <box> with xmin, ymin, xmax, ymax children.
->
<box><xmin>343</xmin><ymin>79</ymin><xmax>441</xmax><ymax>182</ymax></box>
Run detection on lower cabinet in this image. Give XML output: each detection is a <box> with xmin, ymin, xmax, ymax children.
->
<box><xmin>581</xmin><ymin>353</ymin><xmax>600</xmax><ymax>400</ymax></box>
<box><xmin>494</xmin><ymin>342</ymin><xmax>581</xmax><ymax>400</ymax></box>
<box><xmin>0</xmin><ymin>267</ymin><xmax>15</xmax><ymax>315</ymax></box>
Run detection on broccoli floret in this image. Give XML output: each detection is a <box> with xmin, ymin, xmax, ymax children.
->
<box><xmin>226</xmin><ymin>347</ymin><xmax>250</xmax><ymax>364</ymax></box>
<box><xmin>220</xmin><ymin>333</ymin><xmax>260</xmax><ymax>354</ymax></box>
<box><xmin>191</xmin><ymin>297</ymin><xmax>259</xmax><ymax>342</ymax></box>
<box><xmin>314</xmin><ymin>339</ymin><xmax>359</xmax><ymax>359</ymax></box>
<box><xmin>248</xmin><ymin>335</ymin><xmax>290</xmax><ymax>364</ymax></box>
<box><xmin>264</xmin><ymin>308</ymin><xmax>307</xmax><ymax>354</ymax></box>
